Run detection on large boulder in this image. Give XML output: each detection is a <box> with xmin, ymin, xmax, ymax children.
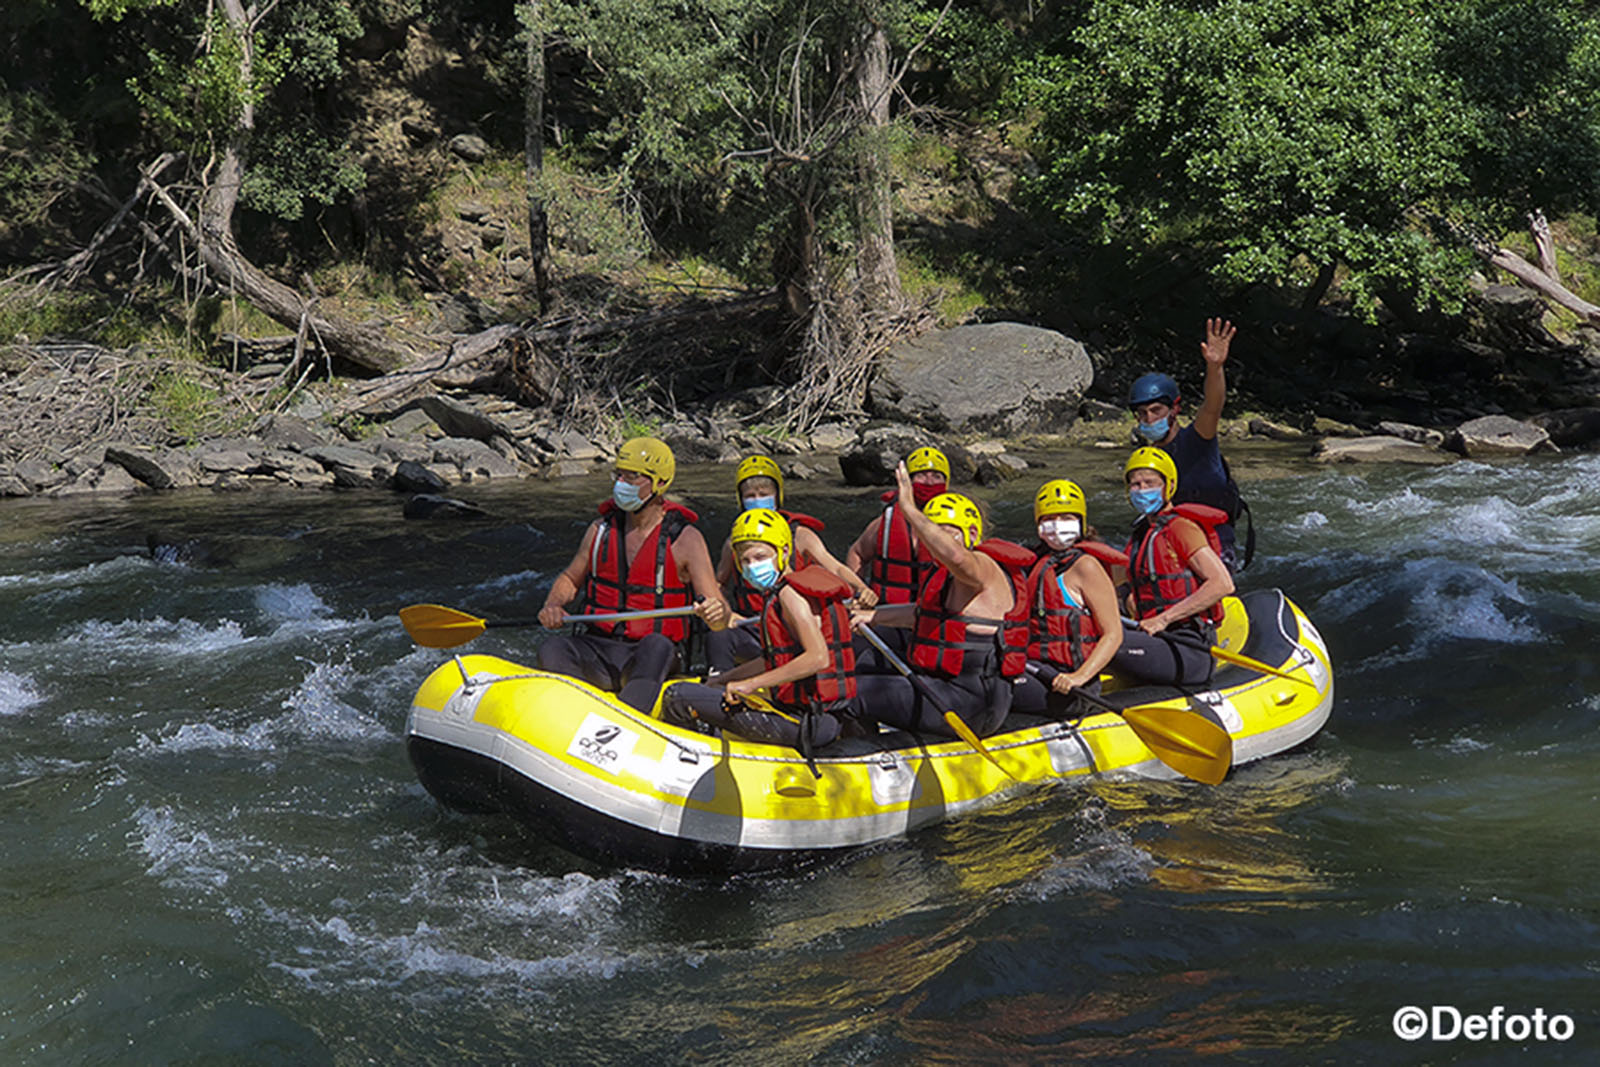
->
<box><xmin>1446</xmin><ymin>415</ymin><xmax>1555</xmax><ymax>457</ymax></box>
<box><xmin>1528</xmin><ymin>407</ymin><xmax>1600</xmax><ymax>448</ymax></box>
<box><xmin>867</xmin><ymin>322</ymin><xmax>1093</xmax><ymax>434</ymax></box>
<box><xmin>1312</xmin><ymin>436</ymin><xmax>1455</xmax><ymax>465</ymax></box>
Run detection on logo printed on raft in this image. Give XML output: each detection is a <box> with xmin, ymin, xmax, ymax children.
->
<box><xmin>567</xmin><ymin>713</ymin><xmax>639</xmax><ymax>773</ymax></box>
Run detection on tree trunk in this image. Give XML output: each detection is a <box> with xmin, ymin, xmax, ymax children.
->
<box><xmin>523</xmin><ymin>0</ymin><xmax>552</xmax><ymax>312</ymax></box>
<box><xmin>1483</xmin><ymin>245</ymin><xmax>1600</xmax><ymax>325</ymax></box>
<box><xmin>1529</xmin><ymin>209</ymin><xmax>1559</xmax><ymax>283</ymax></box>
<box><xmin>850</xmin><ymin>8</ymin><xmax>902</xmax><ymax>315</ymax></box>
<box><xmin>151</xmin><ymin>0</ymin><xmax>421</xmax><ymax>374</ymax></box>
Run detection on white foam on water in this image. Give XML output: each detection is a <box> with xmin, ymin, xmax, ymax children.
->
<box><xmin>280</xmin><ymin>659</ymin><xmax>392</xmax><ymax>743</ymax></box>
<box><xmin>473</xmin><ymin>568</ymin><xmax>543</xmax><ymax>593</ymax></box>
<box><xmin>0</xmin><ymin>670</ymin><xmax>44</xmax><ymax>715</ymax></box>
<box><xmin>0</xmin><ymin>554</ymin><xmax>151</xmax><ymax>592</ymax></box>
<box><xmin>255</xmin><ymin>582</ymin><xmax>333</xmax><ymax>622</ymax></box>
<box><xmin>132</xmin><ymin>804</ymin><xmax>237</xmax><ymax>892</ymax></box>
<box><xmin>1289</xmin><ymin>511</ymin><xmax>1329</xmax><ymax>530</ymax></box>
<box><xmin>61</xmin><ymin>616</ymin><xmax>250</xmax><ymax>656</ymax></box>
<box><xmin>1443</xmin><ymin>735</ymin><xmax>1492</xmax><ymax>754</ymax></box>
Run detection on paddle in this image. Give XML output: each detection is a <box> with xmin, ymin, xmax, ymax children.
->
<box><xmin>399</xmin><ymin>602</ymin><xmax>700</xmax><ymax>649</ymax></box>
<box><xmin>1121</xmin><ymin>616</ymin><xmax>1317</xmax><ymax>689</ymax></box>
<box><xmin>855</xmin><ymin>624</ymin><xmax>1016</xmax><ymax>781</ymax></box>
<box><xmin>1024</xmin><ymin>663</ymin><xmax>1232</xmax><ymax>784</ymax></box>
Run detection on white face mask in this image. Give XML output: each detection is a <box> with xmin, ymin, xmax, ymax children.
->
<box><xmin>1038</xmin><ymin>516</ymin><xmax>1082</xmax><ymax>550</ymax></box>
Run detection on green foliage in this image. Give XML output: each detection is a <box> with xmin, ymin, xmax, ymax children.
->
<box><xmin>0</xmin><ymin>92</ymin><xmax>95</xmax><ymax>250</ymax></box>
<box><xmin>149</xmin><ymin>371</ymin><xmax>240</xmax><ymax>443</ymax></box>
<box><xmin>1013</xmin><ymin>0</ymin><xmax>1600</xmax><ymax>316</ymax></box>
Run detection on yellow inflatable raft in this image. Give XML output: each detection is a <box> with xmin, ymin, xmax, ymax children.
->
<box><xmin>405</xmin><ymin>588</ymin><xmax>1332</xmax><ymax>873</ymax></box>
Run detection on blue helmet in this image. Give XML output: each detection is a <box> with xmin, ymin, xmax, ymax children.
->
<box><xmin>1128</xmin><ymin>372</ymin><xmax>1179</xmax><ymax>408</ymax></box>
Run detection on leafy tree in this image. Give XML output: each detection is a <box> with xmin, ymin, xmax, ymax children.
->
<box><xmin>1012</xmin><ymin>0</ymin><xmax>1600</xmax><ymax>317</ymax></box>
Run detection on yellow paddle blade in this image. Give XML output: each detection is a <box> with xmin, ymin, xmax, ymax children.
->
<box><xmin>1210</xmin><ymin>645</ymin><xmax>1319</xmax><ymax>689</ymax></box>
<box><xmin>399</xmin><ymin>603</ymin><xmax>488</xmax><ymax>648</ymax></box>
<box><xmin>943</xmin><ymin>712</ymin><xmax>1017</xmax><ymax>782</ymax></box>
<box><xmin>1119</xmin><ymin>704</ymin><xmax>1233</xmax><ymax>786</ymax></box>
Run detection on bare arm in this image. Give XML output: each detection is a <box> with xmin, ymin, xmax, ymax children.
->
<box><xmin>674</xmin><ymin>525</ymin><xmax>730</xmax><ymax>631</ymax></box>
<box><xmin>797</xmin><ymin>527</ymin><xmax>878</xmax><ymax>606</ymax></box>
<box><xmin>1056</xmin><ymin>558</ymin><xmax>1124</xmax><ymax>691</ymax></box>
<box><xmin>845</xmin><ymin>516</ymin><xmax>882</xmax><ymax>574</ymax></box>
<box><xmin>1140</xmin><ymin>534</ymin><xmax>1234</xmax><ymax>636</ymax></box>
<box><xmin>538</xmin><ymin>522</ymin><xmax>600</xmax><ymax>628</ymax></box>
<box><xmin>1191</xmin><ymin>317</ymin><xmax>1235</xmax><ymax>441</ymax></box>
<box><xmin>714</xmin><ymin>536</ymin><xmax>735</xmax><ymax>586</ymax></box>
<box><xmin>891</xmin><ymin>462</ymin><xmax>988</xmax><ymax>589</ymax></box>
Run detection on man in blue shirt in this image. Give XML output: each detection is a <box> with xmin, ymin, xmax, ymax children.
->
<box><xmin>1127</xmin><ymin>318</ymin><xmax>1250</xmax><ymax>572</ymax></box>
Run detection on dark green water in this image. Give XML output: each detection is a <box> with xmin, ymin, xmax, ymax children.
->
<box><xmin>2</xmin><ymin>450</ymin><xmax>1597</xmax><ymax>1064</ymax></box>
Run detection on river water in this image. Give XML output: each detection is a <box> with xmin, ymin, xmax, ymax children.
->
<box><xmin>2</xmin><ymin>447</ymin><xmax>1597</xmax><ymax>1064</ymax></box>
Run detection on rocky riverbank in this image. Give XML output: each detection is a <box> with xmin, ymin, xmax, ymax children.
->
<box><xmin>4</xmin><ymin>316</ymin><xmax>1599</xmax><ymax>502</ymax></box>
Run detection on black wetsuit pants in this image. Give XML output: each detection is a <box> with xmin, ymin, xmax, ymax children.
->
<box><xmin>1011</xmin><ymin>663</ymin><xmax>1102</xmax><ymax>719</ymax></box>
<box><xmin>850</xmin><ymin>650</ymin><xmax>1012</xmax><ymax>738</ymax></box>
<box><xmin>1110</xmin><ymin>626</ymin><xmax>1214</xmax><ymax>687</ymax></box>
<box><xmin>705</xmin><ymin>625</ymin><xmax>763</xmax><ymax>675</ymax></box>
<box><xmin>660</xmin><ymin>682</ymin><xmax>844</xmax><ymax>750</ymax></box>
<box><xmin>537</xmin><ymin>632</ymin><xmax>679</xmax><ymax>713</ymax></box>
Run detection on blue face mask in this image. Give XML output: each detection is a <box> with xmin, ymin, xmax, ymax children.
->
<box><xmin>743</xmin><ymin>495</ymin><xmax>777</xmax><ymax>512</ymax></box>
<box><xmin>1129</xmin><ymin>487</ymin><xmax>1165</xmax><ymax>515</ymax></box>
<box><xmin>739</xmin><ymin>558</ymin><xmax>780</xmax><ymax>590</ymax></box>
<box><xmin>1134</xmin><ymin>417</ymin><xmax>1171</xmax><ymax>442</ymax></box>
<box><xmin>612</xmin><ymin>478</ymin><xmax>647</xmax><ymax>512</ymax></box>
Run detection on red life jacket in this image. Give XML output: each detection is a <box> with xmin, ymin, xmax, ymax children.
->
<box><xmin>759</xmin><ymin>565</ymin><xmax>858</xmax><ymax>707</ymax></box>
<box><xmin>581</xmin><ymin>500</ymin><xmax>698</xmax><ymax>642</ymax></box>
<box><xmin>909</xmin><ymin>540</ymin><xmax>1033</xmax><ymax>678</ymax></box>
<box><xmin>867</xmin><ymin>493</ymin><xmax>934</xmax><ymax>604</ymax></box>
<box><xmin>1124</xmin><ymin>505</ymin><xmax>1227</xmax><ymax>626</ymax></box>
<box><xmin>727</xmin><ymin>510</ymin><xmax>826</xmax><ymax>617</ymax></box>
<box><xmin>1026</xmin><ymin>548</ymin><xmax>1106</xmax><ymax>671</ymax></box>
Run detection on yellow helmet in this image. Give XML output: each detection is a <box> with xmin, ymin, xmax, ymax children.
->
<box><xmin>1124</xmin><ymin>446</ymin><xmax>1178</xmax><ymax>497</ymax></box>
<box><xmin>1034</xmin><ymin>479</ymin><xmax>1087</xmax><ymax>523</ymax></box>
<box><xmin>729</xmin><ymin>507</ymin><xmax>793</xmax><ymax>570</ymax></box>
<box><xmin>906</xmin><ymin>446</ymin><xmax>951</xmax><ymax>480</ymax></box>
<box><xmin>615</xmin><ymin>436</ymin><xmax>675</xmax><ymax>494</ymax></box>
<box><xmin>735</xmin><ymin>454</ymin><xmax>784</xmax><ymax>506</ymax></box>
<box><xmin>923</xmin><ymin>492</ymin><xmax>983</xmax><ymax>548</ymax></box>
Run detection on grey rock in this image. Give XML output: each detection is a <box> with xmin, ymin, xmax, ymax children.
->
<box><xmin>403</xmin><ymin>493</ymin><xmax>489</xmax><ymax>519</ymax></box>
<box><xmin>1528</xmin><ymin>407</ymin><xmax>1600</xmax><ymax>448</ymax></box>
<box><xmin>51</xmin><ymin>463</ymin><xmax>140</xmax><ymax>496</ymax></box>
<box><xmin>394</xmin><ymin>459</ymin><xmax>449</xmax><ymax>493</ymax></box>
<box><xmin>975</xmin><ymin>453</ymin><xmax>1030</xmax><ymax>485</ymax></box>
<box><xmin>433</xmin><ymin>437</ymin><xmax>523</xmax><ymax>479</ymax></box>
<box><xmin>13</xmin><ymin>458</ymin><xmax>68</xmax><ymax>492</ymax></box>
<box><xmin>1311</xmin><ymin>416</ymin><xmax>1366</xmax><ymax>438</ymax></box>
<box><xmin>369</xmin><ymin>437</ymin><xmax>435</xmax><ymax>465</ymax></box>
<box><xmin>840</xmin><ymin>425</ymin><xmax>945</xmax><ymax>486</ymax></box>
<box><xmin>104</xmin><ymin>444</ymin><xmax>198</xmax><ymax>489</ymax></box>
<box><xmin>867</xmin><ymin>322</ymin><xmax>1094</xmax><ymax>434</ymax></box>
<box><xmin>417</xmin><ymin>394</ymin><xmax>516</xmax><ymax>442</ymax></box>
<box><xmin>382</xmin><ymin>409</ymin><xmax>440</xmax><ymax>439</ymax></box>
<box><xmin>1376</xmin><ymin>420</ymin><xmax>1445</xmax><ymax>448</ymax></box>
<box><xmin>545</xmin><ymin>459</ymin><xmax>593</xmax><ymax>479</ymax></box>
<box><xmin>448</xmin><ymin>133</ymin><xmax>490</xmax><ymax>162</ymax></box>
<box><xmin>257</xmin><ymin>414</ymin><xmax>332</xmax><ymax>452</ymax></box>
<box><xmin>456</xmin><ymin>201</ymin><xmax>491</xmax><ymax>223</ymax></box>
<box><xmin>1313</xmin><ymin>436</ymin><xmax>1455</xmax><ymax>465</ymax></box>
<box><xmin>1078</xmin><ymin>398</ymin><xmax>1125</xmax><ymax>422</ymax></box>
<box><xmin>808</xmin><ymin>422</ymin><xmax>858</xmax><ymax>451</ymax></box>
<box><xmin>195</xmin><ymin>449</ymin><xmax>258</xmax><ymax>474</ymax></box>
<box><xmin>1447</xmin><ymin>415</ymin><xmax>1555</xmax><ymax>457</ymax></box>
<box><xmin>1248</xmin><ymin>417</ymin><xmax>1307</xmax><ymax>442</ymax></box>
<box><xmin>306</xmin><ymin>444</ymin><xmax>397</xmax><ymax>488</ymax></box>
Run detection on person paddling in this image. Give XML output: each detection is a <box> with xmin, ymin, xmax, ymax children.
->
<box><xmin>1111</xmin><ymin>448</ymin><xmax>1234</xmax><ymax>687</ymax></box>
<box><xmin>845</xmin><ymin>445</ymin><xmax>947</xmax><ymax>669</ymax></box>
<box><xmin>1128</xmin><ymin>317</ymin><xmax>1251</xmax><ymax>571</ymax></box>
<box><xmin>1012</xmin><ymin>479</ymin><xmax>1124</xmax><ymax>718</ymax></box>
<box><xmin>849</xmin><ymin>464</ymin><xmax>1032</xmax><ymax>739</ymax></box>
<box><xmin>536</xmin><ymin>437</ymin><xmax>728</xmax><ymax>713</ymax></box>
<box><xmin>708</xmin><ymin>454</ymin><xmax>874</xmax><ymax>677</ymax></box>
<box><xmin>663</xmin><ymin>509</ymin><xmax>863</xmax><ymax>751</ymax></box>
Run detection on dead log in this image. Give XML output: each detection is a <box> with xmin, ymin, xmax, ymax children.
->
<box><xmin>1482</xmin><ymin>245</ymin><xmax>1600</xmax><ymax>326</ymax></box>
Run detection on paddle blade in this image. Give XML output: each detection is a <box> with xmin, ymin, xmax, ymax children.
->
<box><xmin>399</xmin><ymin>603</ymin><xmax>489</xmax><ymax>648</ymax></box>
<box><xmin>1119</xmin><ymin>704</ymin><xmax>1233</xmax><ymax>785</ymax></box>
<box><xmin>943</xmin><ymin>711</ymin><xmax>1016</xmax><ymax>782</ymax></box>
<box><xmin>1209</xmin><ymin>645</ymin><xmax>1319</xmax><ymax>688</ymax></box>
